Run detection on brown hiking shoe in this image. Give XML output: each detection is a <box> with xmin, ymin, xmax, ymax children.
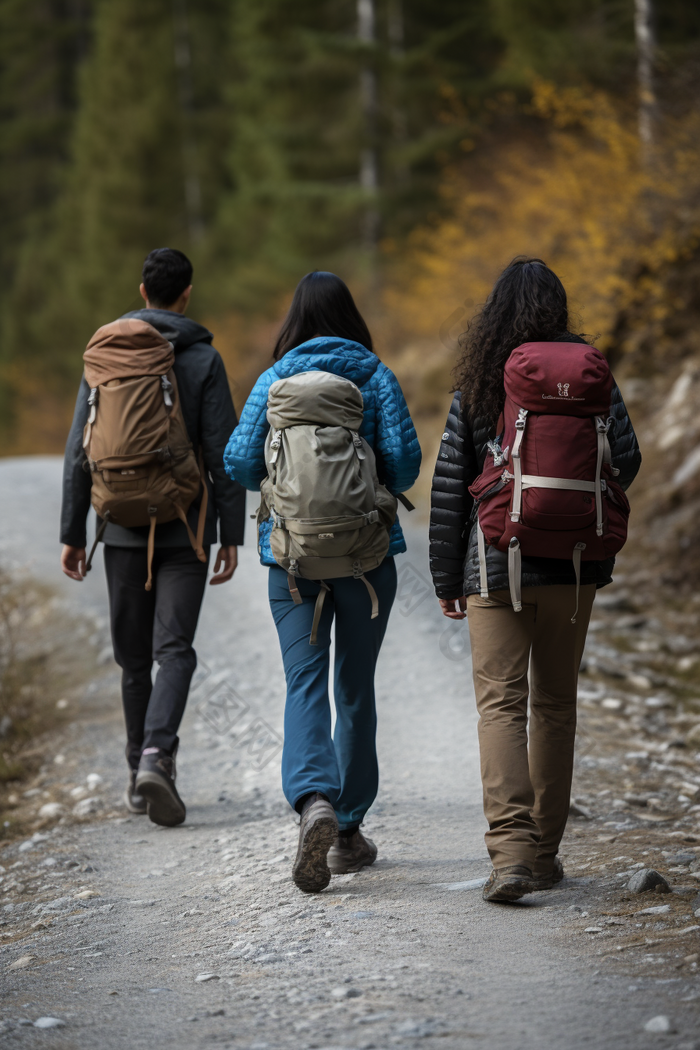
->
<box><xmin>327</xmin><ymin>830</ymin><xmax>377</xmax><ymax>874</ymax></box>
<box><xmin>532</xmin><ymin>856</ymin><xmax>565</xmax><ymax>890</ymax></box>
<box><xmin>292</xmin><ymin>795</ymin><xmax>338</xmax><ymax>894</ymax></box>
<box><xmin>482</xmin><ymin>864</ymin><xmax>536</xmax><ymax>902</ymax></box>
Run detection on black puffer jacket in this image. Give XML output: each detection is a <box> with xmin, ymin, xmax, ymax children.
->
<box><xmin>429</xmin><ymin>366</ymin><xmax>641</xmax><ymax>601</ymax></box>
<box><xmin>61</xmin><ymin>309</ymin><xmax>246</xmax><ymax>551</ymax></box>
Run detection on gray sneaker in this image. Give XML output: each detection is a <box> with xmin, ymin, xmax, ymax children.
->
<box><xmin>327</xmin><ymin>830</ymin><xmax>377</xmax><ymax>874</ymax></box>
<box><xmin>482</xmin><ymin>864</ymin><xmax>536</xmax><ymax>902</ymax></box>
<box><xmin>532</xmin><ymin>856</ymin><xmax>564</xmax><ymax>890</ymax></box>
<box><xmin>292</xmin><ymin>796</ymin><xmax>338</xmax><ymax>894</ymax></box>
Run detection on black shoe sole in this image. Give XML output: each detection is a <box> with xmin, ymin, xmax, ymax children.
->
<box><xmin>293</xmin><ymin>813</ymin><xmax>338</xmax><ymax>893</ymax></box>
<box><xmin>135</xmin><ymin>771</ymin><xmax>186</xmax><ymax>827</ymax></box>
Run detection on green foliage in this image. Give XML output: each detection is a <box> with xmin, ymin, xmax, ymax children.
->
<box><xmin>1</xmin><ymin>0</ymin><xmax>700</xmax><ymax>451</ymax></box>
<box><xmin>0</xmin><ymin>0</ymin><xmax>92</xmax><ymax>425</ymax></box>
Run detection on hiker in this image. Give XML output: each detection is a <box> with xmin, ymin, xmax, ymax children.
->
<box><xmin>60</xmin><ymin>247</ymin><xmax>245</xmax><ymax>827</ymax></box>
<box><xmin>225</xmin><ymin>271</ymin><xmax>421</xmax><ymax>893</ymax></box>
<box><xmin>429</xmin><ymin>257</ymin><xmax>641</xmax><ymax>903</ymax></box>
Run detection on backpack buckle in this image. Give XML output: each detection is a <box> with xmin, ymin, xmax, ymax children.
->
<box><xmin>352</xmin><ymin>560</ymin><xmax>364</xmax><ymax>579</ymax></box>
<box><xmin>350</xmin><ymin>431</ymin><xmax>365</xmax><ymax>460</ymax></box>
<box><xmin>487</xmin><ymin>439</ymin><xmax>509</xmax><ymax>466</ymax></box>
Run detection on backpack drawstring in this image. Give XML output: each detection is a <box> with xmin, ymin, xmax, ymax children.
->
<box><xmin>85</xmin><ymin>510</ymin><xmax>110</xmax><ymax>573</ymax></box>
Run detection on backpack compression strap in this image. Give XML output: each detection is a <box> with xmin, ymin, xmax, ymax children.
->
<box><xmin>509</xmin><ymin>408</ymin><xmax>529</xmax><ymax>523</ymax></box>
<box><xmin>508</xmin><ymin>537</ymin><xmax>522</xmax><ymax>612</ymax></box>
<box><xmin>309</xmin><ymin>582</ymin><xmax>331</xmax><ymax>645</ymax></box>
<box><xmin>477</xmin><ymin>522</ymin><xmax>489</xmax><ymax>599</ymax></box>
<box><xmin>287</xmin><ymin>567</ymin><xmax>380</xmax><ymax>646</ymax></box>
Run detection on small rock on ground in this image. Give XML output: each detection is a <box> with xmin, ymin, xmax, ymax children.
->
<box><xmin>643</xmin><ymin>1015</ymin><xmax>673</xmax><ymax>1034</ymax></box>
<box><xmin>627</xmin><ymin>869</ymin><xmax>671</xmax><ymax>894</ymax></box>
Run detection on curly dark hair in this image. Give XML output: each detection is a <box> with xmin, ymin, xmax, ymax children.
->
<box><xmin>454</xmin><ymin>257</ymin><xmax>584</xmax><ymax>427</ymax></box>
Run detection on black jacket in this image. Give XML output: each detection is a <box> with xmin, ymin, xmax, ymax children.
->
<box><xmin>429</xmin><ymin>377</ymin><xmax>641</xmax><ymax>601</ymax></box>
<box><xmin>60</xmin><ymin>308</ymin><xmax>246</xmax><ymax>550</ymax></box>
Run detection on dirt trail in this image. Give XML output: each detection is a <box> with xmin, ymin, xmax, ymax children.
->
<box><xmin>0</xmin><ymin>457</ymin><xmax>698</xmax><ymax>1049</ymax></box>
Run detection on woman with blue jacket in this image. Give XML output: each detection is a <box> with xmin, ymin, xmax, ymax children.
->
<box><xmin>225</xmin><ymin>271</ymin><xmax>421</xmax><ymax>893</ymax></box>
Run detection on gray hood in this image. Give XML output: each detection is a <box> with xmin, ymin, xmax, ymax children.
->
<box><xmin>121</xmin><ymin>308</ymin><xmax>213</xmax><ymax>352</ymax></box>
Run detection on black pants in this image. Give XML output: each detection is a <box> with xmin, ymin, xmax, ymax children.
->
<box><xmin>103</xmin><ymin>545</ymin><xmax>209</xmax><ymax>770</ymax></box>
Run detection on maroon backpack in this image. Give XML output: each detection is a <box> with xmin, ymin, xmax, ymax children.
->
<box><xmin>468</xmin><ymin>341</ymin><xmax>630</xmax><ymax>620</ymax></box>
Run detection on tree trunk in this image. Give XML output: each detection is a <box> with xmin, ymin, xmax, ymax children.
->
<box><xmin>634</xmin><ymin>0</ymin><xmax>657</xmax><ymax>162</ymax></box>
<box><xmin>358</xmin><ymin>0</ymin><xmax>379</xmax><ymax>250</ymax></box>
<box><xmin>173</xmin><ymin>0</ymin><xmax>203</xmax><ymax>243</ymax></box>
<box><xmin>388</xmin><ymin>0</ymin><xmax>409</xmax><ymax>187</ymax></box>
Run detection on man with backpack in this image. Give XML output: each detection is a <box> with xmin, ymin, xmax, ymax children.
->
<box><xmin>60</xmin><ymin>247</ymin><xmax>245</xmax><ymax>827</ymax></box>
<box><xmin>430</xmin><ymin>258</ymin><xmax>641</xmax><ymax>903</ymax></box>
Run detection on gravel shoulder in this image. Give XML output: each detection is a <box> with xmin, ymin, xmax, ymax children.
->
<box><xmin>0</xmin><ymin>457</ymin><xmax>698</xmax><ymax>1049</ymax></box>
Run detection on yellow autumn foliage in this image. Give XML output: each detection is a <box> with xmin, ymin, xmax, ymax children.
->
<box><xmin>386</xmin><ymin>80</ymin><xmax>700</xmax><ymax>361</ymax></box>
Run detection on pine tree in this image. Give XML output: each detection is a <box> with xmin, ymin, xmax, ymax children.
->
<box><xmin>0</xmin><ymin>0</ymin><xmax>92</xmax><ymax>431</ymax></box>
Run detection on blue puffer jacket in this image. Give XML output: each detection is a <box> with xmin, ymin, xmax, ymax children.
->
<box><xmin>224</xmin><ymin>336</ymin><xmax>422</xmax><ymax>565</ymax></box>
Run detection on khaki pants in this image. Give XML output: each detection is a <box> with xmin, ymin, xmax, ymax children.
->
<box><xmin>467</xmin><ymin>585</ymin><xmax>595</xmax><ymax>872</ymax></box>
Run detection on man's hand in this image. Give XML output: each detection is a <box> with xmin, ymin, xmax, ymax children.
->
<box><xmin>210</xmin><ymin>545</ymin><xmax>238</xmax><ymax>585</ymax></box>
<box><xmin>61</xmin><ymin>545</ymin><xmax>87</xmax><ymax>581</ymax></box>
<box><xmin>439</xmin><ymin>596</ymin><xmax>467</xmax><ymax>620</ymax></box>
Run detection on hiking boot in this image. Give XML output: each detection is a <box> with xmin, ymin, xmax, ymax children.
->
<box><xmin>532</xmin><ymin>855</ymin><xmax>565</xmax><ymax>890</ymax></box>
<box><xmin>327</xmin><ymin>830</ymin><xmax>377</xmax><ymax>874</ymax></box>
<box><xmin>135</xmin><ymin>748</ymin><xmax>186</xmax><ymax>827</ymax></box>
<box><xmin>124</xmin><ymin>769</ymin><xmax>147</xmax><ymax>815</ymax></box>
<box><xmin>292</xmin><ymin>794</ymin><xmax>338</xmax><ymax>894</ymax></box>
<box><xmin>482</xmin><ymin>864</ymin><xmax>536</xmax><ymax>903</ymax></box>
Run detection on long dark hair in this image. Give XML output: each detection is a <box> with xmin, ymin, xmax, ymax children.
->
<box><xmin>454</xmin><ymin>257</ymin><xmax>583</xmax><ymax>427</ymax></box>
<box><xmin>273</xmin><ymin>271</ymin><xmax>374</xmax><ymax>359</ymax></box>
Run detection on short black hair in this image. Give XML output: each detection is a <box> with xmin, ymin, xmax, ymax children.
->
<box><xmin>142</xmin><ymin>248</ymin><xmax>193</xmax><ymax>307</ymax></box>
<box><xmin>273</xmin><ymin>271</ymin><xmax>374</xmax><ymax>359</ymax></box>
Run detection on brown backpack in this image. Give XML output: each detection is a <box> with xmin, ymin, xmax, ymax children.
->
<box><xmin>82</xmin><ymin>318</ymin><xmax>207</xmax><ymax>589</ymax></box>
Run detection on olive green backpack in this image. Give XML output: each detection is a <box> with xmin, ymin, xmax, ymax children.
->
<box><xmin>259</xmin><ymin>370</ymin><xmax>398</xmax><ymax>643</ymax></box>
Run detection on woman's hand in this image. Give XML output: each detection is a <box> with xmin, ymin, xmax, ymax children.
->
<box><xmin>439</xmin><ymin>596</ymin><xmax>467</xmax><ymax>620</ymax></box>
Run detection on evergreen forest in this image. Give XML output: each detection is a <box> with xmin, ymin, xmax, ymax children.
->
<box><xmin>2</xmin><ymin>1</ymin><xmax>700</xmax><ymax>567</ymax></box>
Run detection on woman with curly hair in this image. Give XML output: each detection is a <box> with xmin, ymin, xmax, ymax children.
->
<box><xmin>429</xmin><ymin>258</ymin><xmax>641</xmax><ymax>903</ymax></box>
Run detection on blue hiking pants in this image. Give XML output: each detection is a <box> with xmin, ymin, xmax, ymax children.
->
<box><xmin>268</xmin><ymin>558</ymin><xmax>397</xmax><ymax>830</ymax></box>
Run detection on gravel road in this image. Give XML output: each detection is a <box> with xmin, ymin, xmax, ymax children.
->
<box><xmin>0</xmin><ymin>456</ymin><xmax>698</xmax><ymax>1049</ymax></box>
